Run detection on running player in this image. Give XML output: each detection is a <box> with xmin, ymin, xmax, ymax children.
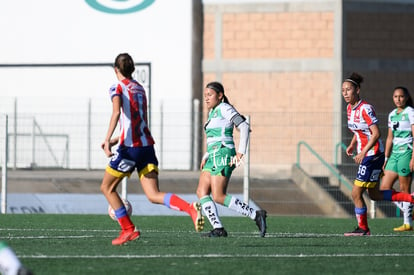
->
<box><xmin>342</xmin><ymin>72</ymin><xmax>414</xmax><ymax>236</ymax></box>
<box><xmin>381</xmin><ymin>86</ymin><xmax>414</xmax><ymax>231</ymax></box>
<box><xmin>101</xmin><ymin>53</ymin><xmax>204</xmax><ymax>245</ymax></box>
<box><xmin>196</xmin><ymin>81</ymin><xmax>267</xmax><ymax>237</ymax></box>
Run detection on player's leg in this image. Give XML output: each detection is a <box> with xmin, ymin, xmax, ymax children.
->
<box><xmin>344</xmin><ymin>183</ymin><xmax>371</xmax><ymax>236</ymax></box>
<box><xmin>381</xmin><ymin>156</ymin><xmax>404</xmax><ymax>212</ymax></box>
<box><xmin>394</xmin><ymin>155</ymin><xmax>413</xmax><ymax>231</ymax></box>
<box><xmin>102</xmin><ymin>149</ymin><xmax>139</xmax><ymax>245</ymax></box>
<box><xmin>197</xmin><ymin>171</ymin><xmax>227</xmax><ymax>237</ymax></box>
<box><xmin>210</xmin><ymin>173</ymin><xmax>267</xmax><ymax>237</ymax></box>
<box><xmin>364</xmin><ymin>153</ymin><xmax>413</xmax><ymax>202</ymax></box>
<box><xmin>139</xmin><ymin>165</ymin><xmax>204</xmax><ymax>232</ymax></box>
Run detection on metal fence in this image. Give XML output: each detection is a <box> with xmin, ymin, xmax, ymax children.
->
<box><xmin>0</xmin><ymin>99</ymin><xmax>408</xmax><ymax>217</ymax></box>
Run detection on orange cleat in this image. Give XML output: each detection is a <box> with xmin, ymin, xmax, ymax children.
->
<box><xmin>112</xmin><ymin>227</ymin><xmax>140</xmax><ymax>245</ymax></box>
<box><xmin>190</xmin><ymin>202</ymin><xmax>204</xmax><ymax>232</ymax></box>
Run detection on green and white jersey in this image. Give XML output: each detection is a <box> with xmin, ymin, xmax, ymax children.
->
<box><xmin>388</xmin><ymin>106</ymin><xmax>414</xmax><ymax>154</ymax></box>
<box><xmin>204</xmin><ymin>102</ymin><xmax>239</xmax><ymax>153</ymax></box>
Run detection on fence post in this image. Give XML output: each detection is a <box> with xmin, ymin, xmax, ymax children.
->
<box><xmin>192</xmin><ymin>99</ymin><xmax>200</xmax><ymax>171</ymax></box>
<box><xmin>243</xmin><ymin>115</ymin><xmax>250</xmax><ymax>204</ymax></box>
<box><xmin>31</xmin><ymin>118</ymin><xmax>36</xmax><ymax>168</ymax></box>
<box><xmin>1</xmin><ymin>115</ymin><xmax>8</xmax><ymax>214</ymax></box>
<box><xmin>87</xmin><ymin>98</ymin><xmax>91</xmax><ymax>170</ymax></box>
<box><xmin>121</xmin><ymin>177</ymin><xmax>128</xmax><ymax>200</ymax></box>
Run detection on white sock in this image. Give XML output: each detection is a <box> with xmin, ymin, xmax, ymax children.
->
<box><xmin>226</xmin><ymin>195</ymin><xmax>257</xmax><ymax>220</ymax></box>
<box><xmin>402</xmin><ymin>202</ymin><xmax>413</xmax><ymax>226</ymax></box>
<box><xmin>200</xmin><ymin>196</ymin><xmax>223</xmax><ymax>229</ymax></box>
<box><xmin>0</xmin><ymin>242</ymin><xmax>22</xmax><ymax>275</ymax></box>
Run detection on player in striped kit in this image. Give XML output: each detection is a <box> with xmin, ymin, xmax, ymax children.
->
<box><xmin>342</xmin><ymin>72</ymin><xmax>414</xmax><ymax>236</ymax></box>
<box><xmin>196</xmin><ymin>82</ymin><xmax>267</xmax><ymax>237</ymax></box>
<box><xmin>101</xmin><ymin>53</ymin><xmax>204</xmax><ymax>245</ymax></box>
<box><xmin>380</xmin><ymin>86</ymin><xmax>414</xmax><ymax>231</ymax></box>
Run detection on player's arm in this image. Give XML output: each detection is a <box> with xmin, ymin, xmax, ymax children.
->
<box><xmin>410</xmin><ymin>123</ymin><xmax>414</xmax><ymax>172</ymax></box>
<box><xmin>383</xmin><ymin>127</ymin><xmax>393</xmax><ymax>168</ymax></box>
<box><xmin>102</xmin><ymin>96</ymin><xmax>121</xmax><ymax>157</ymax></box>
<box><xmin>346</xmin><ymin>135</ymin><xmax>357</xmax><ymax>156</ymax></box>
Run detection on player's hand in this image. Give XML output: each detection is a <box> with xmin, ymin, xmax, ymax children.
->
<box><xmin>102</xmin><ymin>140</ymin><xmax>114</xmax><ymax>157</ymax></box>
<box><xmin>231</xmin><ymin>153</ymin><xmax>244</xmax><ymax>167</ymax></box>
<box><xmin>353</xmin><ymin>152</ymin><xmax>364</xmax><ymax>164</ymax></box>
<box><xmin>346</xmin><ymin>145</ymin><xmax>354</xmax><ymax>156</ymax></box>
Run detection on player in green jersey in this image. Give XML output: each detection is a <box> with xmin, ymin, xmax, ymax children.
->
<box><xmin>196</xmin><ymin>81</ymin><xmax>267</xmax><ymax>237</ymax></box>
<box><xmin>381</xmin><ymin>86</ymin><xmax>414</xmax><ymax>231</ymax></box>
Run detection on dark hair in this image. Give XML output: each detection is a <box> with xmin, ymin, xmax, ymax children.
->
<box><xmin>394</xmin><ymin>86</ymin><xmax>414</xmax><ymax>108</ymax></box>
<box><xmin>206</xmin><ymin>81</ymin><xmax>230</xmax><ymax>104</ymax></box>
<box><xmin>344</xmin><ymin>72</ymin><xmax>364</xmax><ymax>88</ymax></box>
<box><xmin>114</xmin><ymin>53</ymin><xmax>135</xmax><ymax>78</ymax></box>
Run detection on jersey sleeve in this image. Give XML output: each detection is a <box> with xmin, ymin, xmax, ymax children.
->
<box><xmin>108</xmin><ymin>83</ymin><xmax>122</xmax><ymax>100</ymax></box>
<box><xmin>361</xmin><ymin>104</ymin><xmax>379</xmax><ymax>126</ymax></box>
<box><xmin>387</xmin><ymin>110</ymin><xmax>393</xmax><ymax>129</ymax></box>
<box><xmin>407</xmin><ymin>107</ymin><xmax>414</xmax><ymax>125</ymax></box>
<box><xmin>220</xmin><ymin>103</ymin><xmax>244</xmax><ymax>126</ymax></box>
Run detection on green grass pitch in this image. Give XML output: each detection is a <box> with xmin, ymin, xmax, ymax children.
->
<box><xmin>1</xmin><ymin>214</ymin><xmax>414</xmax><ymax>274</ymax></box>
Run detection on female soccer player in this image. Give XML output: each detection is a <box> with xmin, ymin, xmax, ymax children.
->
<box><xmin>101</xmin><ymin>53</ymin><xmax>204</xmax><ymax>245</ymax></box>
<box><xmin>342</xmin><ymin>72</ymin><xmax>414</xmax><ymax>236</ymax></box>
<box><xmin>380</xmin><ymin>86</ymin><xmax>414</xmax><ymax>231</ymax></box>
<box><xmin>196</xmin><ymin>81</ymin><xmax>267</xmax><ymax>237</ymax></box>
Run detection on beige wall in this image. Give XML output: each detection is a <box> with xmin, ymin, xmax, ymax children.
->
<box><xmin>202</xmin><ymin>1</ymin><xmax>339</xmax><ymax>175</ymax></box>
<box><xmin>202</xmin><ymin>0</ymin><xmax>414</xmax><ymax>175</ymax></box>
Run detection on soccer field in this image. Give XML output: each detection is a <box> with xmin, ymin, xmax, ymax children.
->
<box><xmin>1</xmin><ymin>214</ymin><xmax>414</xmax><ymax>274</ymax></box>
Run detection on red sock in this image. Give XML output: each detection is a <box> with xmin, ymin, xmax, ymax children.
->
<box><xmin>391</xmin><ymin>190</ymin><xmax>413</xmax><ymax>202</ymax></box>
<box><xmin>168</xmin><ymin>194</ymin><xmax>191</xmax><ymax>214</ymax></box>
<box><xmin>356</xmin><ymin>212</ymin><xmax>368</xmax><ymax>230</ymax></box>
<box><xmin>117</xmin><ymin>216</ymin><xmax>135</xmax><ymax>231</ymax></box>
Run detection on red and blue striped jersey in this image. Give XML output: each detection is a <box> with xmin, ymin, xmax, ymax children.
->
<box><xmin>109</xmin><ymin>78</ymin><xmax>154</xmax><ymax>147</ymax></box>
<box><xmin>347</xmin><ymin>100</ymin><xmax>384</xmax><ymax>156</ymax></box>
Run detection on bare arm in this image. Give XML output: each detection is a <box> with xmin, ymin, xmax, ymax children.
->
<box><xmin>102</xmin><ymin>96</ymin><xmax>121</xmax><ymax>157</ymax></box>
<box><xmin>383</xmin><ymin>127</ymin><xmax>393</xmax><ymax>169</ymax></box>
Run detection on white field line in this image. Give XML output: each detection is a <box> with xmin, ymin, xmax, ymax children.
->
<box><xmin>2</xmin><ymin>228</ymin><xmax>414</xmax><ymax>238</ymax></box>
<box><xmin>18</xmin><ymin>253</ymin><xmax>414</xmax><ymax>259</ymax></box>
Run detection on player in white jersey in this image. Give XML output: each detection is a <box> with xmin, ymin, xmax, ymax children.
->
<box><xmin>100</xmin><ymin>53</ymin><xmax>203</xmax><ymax>245</ymax></box>
<box><xmin>381</xmin><ymin>86</ymin><xmax>414</xmax><ymax>231</ymax></box>
<box><xmin>196</xmin><ymin>82</ymin><xmax>267</xmax><ymax>237</ymax></box>
<box><xmin>342</xmin><ymin>73</ymin><xmax>414</xmax><ymax>236</ymax></box>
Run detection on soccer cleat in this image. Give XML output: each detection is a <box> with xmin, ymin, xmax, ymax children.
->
<box><xmin>112</xmin><ymin>227</ymin><xmax>140</xmax><ymax>245</ymax></box>
<box><xmin>201</xmin><ymin>228</ymin><xmax>228</xmax><ymax>237</ymax></box>
<box><xmin>190</xmin><ymin>202</ymin><xmax>204</xmax><ymax>232</ymax></box>
<box><xmin>344</xmin><ymin>226</ymin><xmax>370</xmax><ymax>236</ymax></box>
<box><xmin>393</xmin><ymin>224</ymin><xmax>413</xmax><ymax>232</ymax></box>
<box><xmin>255</xmin><ymin>210</ymin><xmax>267</xmax><ymax>237</ymax></box>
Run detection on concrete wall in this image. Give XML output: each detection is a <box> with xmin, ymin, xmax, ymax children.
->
<box><xmin>202</xmin><ymin>0</ymin><xmax>414</xmax><ymax>174</ymax></box>
<box><xmin>202</xmin><ymin>0</ymin><xmax>342</xmax><ymax>174</ymax></box>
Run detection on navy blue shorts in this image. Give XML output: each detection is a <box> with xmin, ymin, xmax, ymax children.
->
<box><xmin>354</xmin><ymin>153</ymin><xmax>384</xmax><ymax>188</ymax></box>
<box><xmin>106</xmin><ymin>145</ymin><xmax>159</xmax><ymax>179</ymax></box>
